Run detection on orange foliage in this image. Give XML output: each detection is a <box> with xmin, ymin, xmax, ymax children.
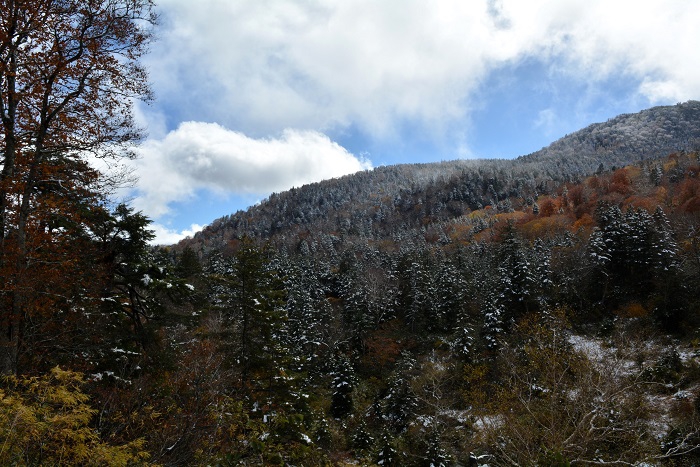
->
<box><xmin>447</xmin><ymin>224</ymin><xmax>473</xmax><ymax>243</ymax></box>
<box><xmin>587</xmin><ymin>176</ymin><xmax>601</xmax><ymax>190</ymax></box>
<box><xmin>520</xmin><ymin>215</ymin><xmax>573</xmax><ymax>240</ymax></box>
<box><xmin>625</xmin><ymin>166</ymin><xmax>643</xmax><ymax>182</ymax></box>
<box><xmin>610</xmin><ymin>168</ymin><xmax>632</xmax><ymax>195</ymax></box>
<box><xmin>494</xmin><ymin>211</ymin><xmax>529</xmax><ymax>224</ymax></box>
<box><xmin>538</xmin><ymin>197</ymin><xmax>560</xmax><ymax>217</ymax></box>
<box><xmin>571</xmin><ymin>213</ymin><xmax>596</xmax><ymax>233</ymax></box>
<box><xmin>363</xmin><ymin>320</ymin><xmax>405</xmax><ymax>375</ymax></box>
<box><xmin>567</xmin><ymin>184</ymin><xmax>587</xmax><ymax>207</ymax></box>
<box><xmin>624</xmin><ymin>195</ymin><xmax>659</xmax><ymax>213</ymax></box>
<box><xmin>676</xmin><ymin>178</ymin><xmax>700</xmax><ymax>213</ymax></box>
<box><xmin>654</xmin><ymin>186</ymin><xmax>669</xmax><ymax>205</ymax></box>
<box><xmin>680</xmin><ymin>195</ymin><xmax>700</xmax><ymax>213</ymax></box>
<box><xmin>663</xmin><ymin>157</ymin><xmax>678</xmax><ymax>172</ymax></box>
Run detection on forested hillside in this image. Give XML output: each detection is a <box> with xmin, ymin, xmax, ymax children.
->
<box><xmin>162</xmin><ymin>150</ymin><xmax>700</xmax><ymax>466</ymax></box>
<box><xmin>169</xmin><ymin>103</ymin><xmax>700</xmax><ymax>464</ymax></box>
<box><xmin>170</xmin><ymin>151</ymin><xmax>700</xmax><ymax>466</ymax></box>
<box><xmin>182</xmin><ymin>101</ymin><xmax>700</xmax><ymax>253</ymax></box>
<box><xmin>3</xmin><ymin>19</ymin><xmax>700</xmax><ymax>463</ymax></box>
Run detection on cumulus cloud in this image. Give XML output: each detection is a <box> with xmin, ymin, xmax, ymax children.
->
<box><xmin>148</xmin><ymin>0</ymin><xmax>700</xmax><ymax>141</ymax></box>
<box><xmin>128</xmin><ymin>122</ymin><xmax>371</xmax><ymax>219</ymax></box>
<box><xmin>150</xmin><ymin>223</ymin><xmax>204</xmax><ymax>246</ymax></box>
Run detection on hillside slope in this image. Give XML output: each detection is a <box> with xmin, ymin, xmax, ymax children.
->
<box><xmin>181</xmin><ymin>100</ymin><xmax>700</xmax><ymax>252</ymax></box>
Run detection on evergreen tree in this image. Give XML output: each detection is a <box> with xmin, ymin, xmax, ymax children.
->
<box><xmin>382</xmin><ymin>352</ymin><xmax>419</xmax><ymax>432</ymax></box>
<box><xmin>376</xmin><ymin>430</ymin><xmax>398</xmax><ymax>466</ymax></box>
<box><xmin>481</xmin><ymin>289</ymin><xmax>507</xmax><ymax>351</ymax></box>
<box><xmin>94</xmin><ymin>204</ymin><xmax>195</xmax><ymax>361</ymax></box>
<box><xmin>396</xmin><ymin>252</ymin><xmax>434</xmax><ymax>332</ymax></box>
<box><xmin>589</xmin><ymin>204</ymin><xmax>684</xmax><ymax>313</ymax></box>
<box><xmin>351</xmin><ymin>419</ymin><xmax>375</xmax><ymax>452</ymax></box>
<box><xmin>497</xmin><ymin>223</ymin><xmax>538</xmax><ymax>317</ymax></box>
<box><xmin>175</xmin><ymin>246</ymin><xmax>202</xmax><ymax>279</ymax></box>
<box><xmin>330</xmin><ymin>354</ymin><xmax>357</xmax><ymax>419</ymax></box>
<box><xmin>450</xmin><ymin>317</ymin><xmax>476</xmax><ymax>359</ymax></box>
<box><xmin>211</xmin><ymin>238</ymin><xmax>288</xmax><ymax>393</ymax></box>
<box><xmin>434</xmin><ymin>258</ymin><xmax>466</xmax><ymax>332</ymax></box>
<box><xmin>424</xmin><ymin>430</ymin><xmax>451</xmax><ymax>467</ymax></box>
<box><xmin>280</xmin><ymin>257</ymin><xmax>330</xmax><ymax>363</ymax></box>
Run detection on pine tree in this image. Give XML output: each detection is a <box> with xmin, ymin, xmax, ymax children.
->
<box><xmin>280</xmin><ymin>257</ymin><xmax>330</xmax><ymax>362</ymax></box>
<box><xmin>175</xmin><ymin>246</ymin><xmax>202</xmax><ymax>279</ymax></box>
<box><xmin>434</xmin><ymin>258</ymin><xmax>466</xmax><ymax>332</ymax></box>
<box><xmin>481</xmin><ymin>292</ymin><xmax>506</xmax><ymax>350</ymax></box>
<box><xmin>211</xmin><ymin>238</ymin><xmax>288</xmax><ymax>393</ymax></box>
<box><xmin>497</xmin><ymin>223</ymin><xmax>538</xmax><ymax>317</ymax></box>
<box><xmin>351</xmin><ymin>419</ymin><xmax>375</xmax><ymax>452</ymax></box>
<box><xmin>590</xmin><ymin>204</ymin><xmax>683</xmax><ymax>310</ymax></box>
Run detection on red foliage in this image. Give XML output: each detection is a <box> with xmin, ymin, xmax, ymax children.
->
<box><xmin>676</xmin><ymin>178</ymin><xmax>700</xmax><ymax>213</ymax></box>
<box><xmin>538</xmin><ymin>197</ymin><xmax>559</xmax><ymax>217</ymax></box>
<box><xmin>610</xmin><ymin>168</ymin><xmax>632</xmax><ymax>195</ymax></box>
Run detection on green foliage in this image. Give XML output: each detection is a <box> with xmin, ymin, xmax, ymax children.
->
<box><xmin>351</xmin><ymin>420</ymin><xmax>375</xmax><ymax>452</ymax></box>
<box><xmin>376</xmin><ymin>430</ymin><xmax>399</xmax><ymax>466</ymax></box>
<box><xmin>538</xmin><ymin>450</ymin><xmax>571</xmax><ymax>467</ymax></box>
<box><xmin>423</xmin><ymin>430</ymin><xmax>452</xmax><ymax>467</ymax></box>
<box><xmin>208</xmin><ymin>238</ymin><xmax>289</xmax><ymax>391</ymax></box>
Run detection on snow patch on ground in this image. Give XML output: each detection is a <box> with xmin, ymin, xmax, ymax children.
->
<box><xmin>568</xmin><ymin>334</ymin><xmax>607</xmax><ymax>361</ymax></box>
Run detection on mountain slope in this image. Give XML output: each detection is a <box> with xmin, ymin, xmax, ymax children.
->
<box><xmin>519</xmin><ymin>100</ymin><xmax>700</xmax><ymax>171</ymax></box>
<box><xmin>181</xmin><ymin>100</ymin><xmax>700</xmax><ymax>252</ymax></box>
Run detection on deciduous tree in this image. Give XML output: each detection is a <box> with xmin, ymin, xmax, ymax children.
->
<box><xmin>0</xmin><ymin>0</ymin><xmax>155</xmax><ymax>374</ymax></box>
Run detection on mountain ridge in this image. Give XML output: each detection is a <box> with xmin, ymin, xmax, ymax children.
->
<box><xmin>180</xmin><ymin>100</ymin><xmax>700</xmax><ymax>252</ymax></box>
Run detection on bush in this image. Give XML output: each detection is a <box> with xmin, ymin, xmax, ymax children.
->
<box><xmin>0</xmin><ymin>367</ymin><xmax>152</xmax><ymax>466</ymax></box>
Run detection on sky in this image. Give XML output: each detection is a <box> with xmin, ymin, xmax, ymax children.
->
<box><xmin>121</xmin><ymin>0</ymin><xmax>700</xmax><ymax>244</ymax></box>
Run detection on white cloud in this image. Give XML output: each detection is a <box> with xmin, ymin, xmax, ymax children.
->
<box><xmin>128</xmin><ymin>122</ymin><xmax>371</xmax><ymax>219</ymax></box>
<box><xmin>534</xmin><ymin>108</ymin><xmax>558</xmax><ymax>137</ymax></box>
<box><xmin>521</xmin><ymin>0</ymin><xmax>700</xmax><ymax>103</ymax></box>
<box><xmin>150</xmin><ymin>223</ymin><xmax>204</xmax><ymax>246</ymax></box>
<box><xmin>148</xmin><ymin>0</ymin><xmax>700</xmax><ymax>141</ymax></box>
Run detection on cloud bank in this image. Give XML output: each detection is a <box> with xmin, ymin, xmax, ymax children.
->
<box><xmin>129</xmin><ymin>122</ymin><xmax>371</xmax><ymax>219</ymax></box>
<box><xmin>148</xmin><ymin>0</ymin><xmax>700</xmax><ymax>140</ymax></box>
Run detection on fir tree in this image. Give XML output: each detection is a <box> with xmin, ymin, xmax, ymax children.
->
<box><xmin>424</xmin><ymin>430</ymin><xmax>451</xmax><ymax>467</ymax></box>
<box><xmin>330</xmin><ymin>354</ymin><xmax>357</xmax><ymax>419</ymax></box>
<box><xmin>376</xmin><ymin>430</ymin><xmax>398</xmax><ymax>466</ymax></box>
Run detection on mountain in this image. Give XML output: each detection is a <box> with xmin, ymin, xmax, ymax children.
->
<box><xmin>180</xmin><ymin>100</ymin><xmax>700</xmax><ymax>252</ymax></box>
<box><xmin>519</xmin><ymin>100</ymin><xmax>700</xmax><ymax>170</ymax></box>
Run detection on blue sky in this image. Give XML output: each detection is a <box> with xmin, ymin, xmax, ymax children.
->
<box><xmin>121</xmin><ymin>0</ymin><xmax>700</xmax><ymax>244</ymax></box>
